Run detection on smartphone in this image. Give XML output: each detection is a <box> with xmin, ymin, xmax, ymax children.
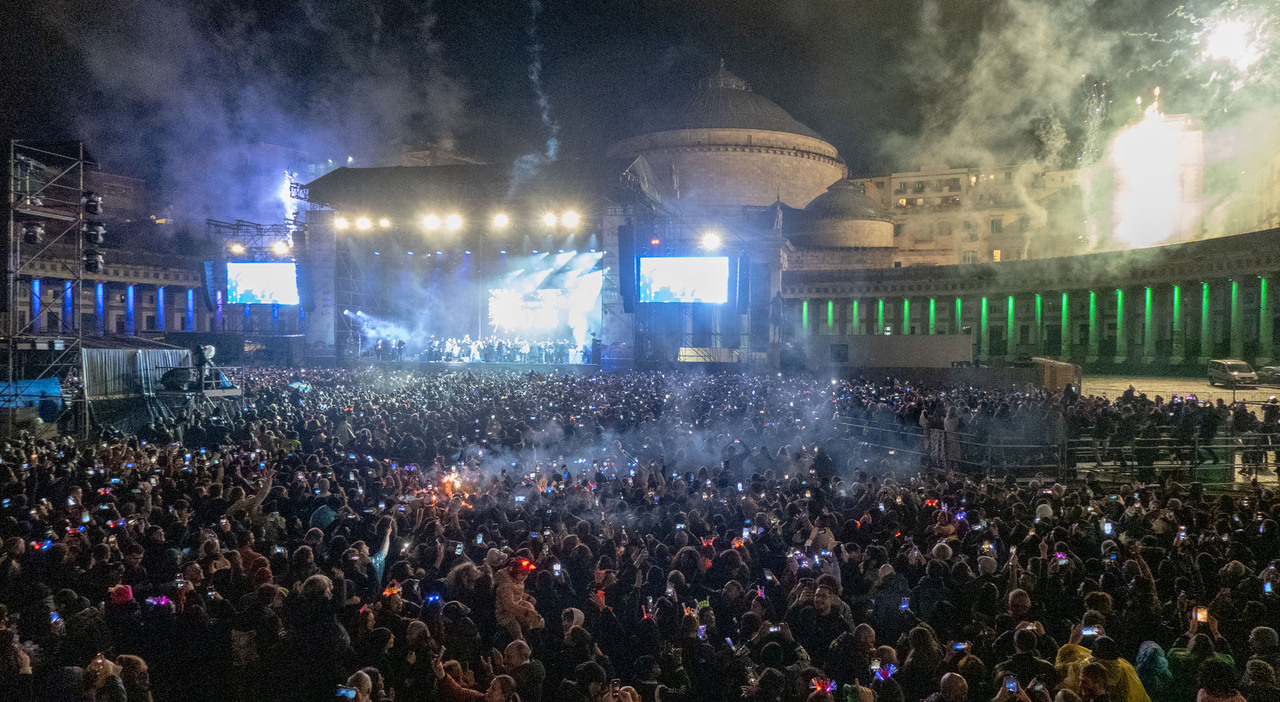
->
<box><xmin>1103</xmin><ymin>521</ymin><xmax>1113</xmax><ymax>535</ymax></box>
<box><xmin>515</xmin><ymin>496</ymin><xmax>526</xmax><ymax>503</ymax></box>
<box><xmin>336</xmin><ymin>686</ymin><xmax>358</xmax><ymax>699</ymax></box>
<box><xmin>51</xmin><ymin>611</ymin><xmax>61</xmax><ymax>623</ymax></box>
<box><xmin>953</xmin><ymin>642</ymin><xmax>969</xmax><ymax>651</ymax></box>
<box><xmin>1266</xmin><ymin>582</ymin><xmax>1274</xmax><ymax>594</ymax></box>
<box><xmin>675</xmin><ymin>523</ymin><xmax>685</xmax><ymax>530</ymax></box>
<box><xmin>697</xmin><ymin>625</ymin><xmax>706</xmax><ymax>639</ymax></box>
<box><xmin>1082</xmin><ymin>626</ymin><xmax>1098</xmax><ymax>637</ymax></box>
<box><xmin>1005</xmin><ymin>677</ymin><xmax>1018</xmax><ymax>693</ymax></box>
<box><xmin>454</xmin><ymin>543</ymin><xmax>464</xmax><ymax>555</ymax></box>
<box><xmin>870</xmin><ymin>658</ymin><xmax>881</xmax><ymax>672</ymax></box>
<box><xmin>768</xmin><ymin>625</ymin><xmax>781</xmax><ymax>633</ymax></box>
<box><xmin>1195</xmin><ymin>607</ymin><xmax>1208</xmax><ymax>622</ymax></box>
<box><xmin>900</xmin><ymin>597</ymin><xmax>910</xmax><ymax>611</ymax></box>
<box><xmin>476</xmin><ymin>534</ymin><xmax>483</xmax><ymax>545</ymax></box>
<box><xmin>553</xmin><ymin>563</ymin><xmax>562</xmax><ymax>575</ymax></box>
<box><xmin>743</xmin><ymin>527</ymin><xmax>750</xmax><ymax>540</ymax></box>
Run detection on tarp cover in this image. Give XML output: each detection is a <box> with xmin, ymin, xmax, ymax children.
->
<box><xmin>83</xmin><ymin>349</ymin><xmax>192</xmax><ymax>400</ymax></box>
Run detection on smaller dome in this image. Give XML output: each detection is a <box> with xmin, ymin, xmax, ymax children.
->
<box><xmin>803</xmin><ymin>179</ymin><xmax>892</xmax><ymax>222</ymax></box>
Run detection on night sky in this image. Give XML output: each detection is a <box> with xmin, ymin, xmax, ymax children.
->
<box><xmin>2</xmin><ymin>0</ymin><xmax>1276</xmax><ymax>221</ymax></box>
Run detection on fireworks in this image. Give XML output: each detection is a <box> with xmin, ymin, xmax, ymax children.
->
<box><xmin>1199</xmin><ymin>17</ymin><xmax>1267</xmax><ymax>73</ymax></box>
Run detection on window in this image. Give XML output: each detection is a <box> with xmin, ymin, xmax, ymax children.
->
<box><xmin>913</xmin><ymin>181</ymin><xmax>926</xmax><ymax>193</ymax></box>
<box><xmin>937</xmin><ymin>221</ymin><xmax>953</xmax><ymax>237</ymax></box>
<box><xmin>894</xmin><ymin>261</ymin><xmax>903</xmax><ymax>268</ymax></box>
<box><xmin>894</xmin><ymin>223</ymin><xmax>904</xmax><ymax>237</ymax></box>
<box><xmin>897</xmin><ymin>198</ymin><xmax>908</xmax><ymax>207</ymax></box>
<box><xmin>145</xmin><ymin>315</ymin><xmax>157</xmax><ymax>331</ymax></box>
<box><xmin>47</xmin><ymin>312</ymin><xmax>59</xmax><ymax>332</ymax></box>
<box><xmin>946</xmin><ymin>178</ymin><xmax>961</xmax><ymax>192</ymax></box>
<box><xmin>992</xmin><ymin>249</ymin><xmax>1002</xmax><ymax>262</ymax></box>
<box><xmin>115</xmin><ymin>317</ymin><xmax>126</xmax><ymax>333</ymax></box>
<box><xmin>991</xmin><ymin>218</ymin><xmax>1003</xmax><ymax>234</ymax></box>
<box><xmin>962</xmin><ymin>251</ymin><xmax>978</xmax><ymax>264</ymax></box>
<box><xmin>895</xmin><ymin>182</ymin><xmax>908</xmax><ymax>194</ymax></box>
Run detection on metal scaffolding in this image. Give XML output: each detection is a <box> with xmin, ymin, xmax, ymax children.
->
<box><xmin>5</xmin><ymin>141</ymin><xmax>93</xmax><ymax>438</ymax></box>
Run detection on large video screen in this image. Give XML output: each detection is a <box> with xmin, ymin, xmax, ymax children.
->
<box><xmin>226</xmin><ymin>262</ymin><xmax>300</xmax><ymax>305</ymax></box>
<box><xmin>488</xmin><ymin>289</ymin><xmax>570</xmax><ymax>332</ymax></box>
<box><xmin>638</xmin><ymin>256</ymin><xmax>729</xmax><ymax>304</ymax></box>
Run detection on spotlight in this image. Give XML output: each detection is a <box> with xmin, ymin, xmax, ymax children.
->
<box><xmin>650</xmin><ymin>238</ymin><xmax>661</xmax><ymax>245</ymax></box>
<box><xmin>343</xmin><ymin>309</ymin><xmax>350</xmax><ymax>315</ymax></box>
<box><xmin>542</xmin><ymin>212</ymin><xmax>557</xmax><ymax>227</ymax></box>
<box><xmin>701</xmin><ymin>232</ymin><xmax>722</xmax><ymax>250</ymax></box>
<box><xmin>355</xmin><ymin>217</ymin><xmax>372</xmax><ymax>230</ymax></box>
<box><xmin>561</xmin><ymin>211</ymin><xmax>580</xmax><ymax>228</ymax></box>
<box><xmin>334</xmin><ymin>217</ymin><xmax>350</xmax><ymax>229</ymax></box>
<box><xmin>493</xmin><ymin>213</ymin><xmax>510</xmax><ymax>228</ymax></box>
<box><xmin>445</xmin><ymin>214</ymin><xmax>463</xmax><ymax>230</ymax></box>
<box><xmin>22</xmin><ymin>223</ymin><xmax>45</xmax><ymax>244</ymax></box>
<box><xmin>82</xmin><ymin>222</ymin><xmax>106</xmax><ymax>246</ymax></box>
<box><xmin>229</xmin><ymin>243</ymin><xmax>245</xmax><ymax>254</ymax></box>
<box><xmin>379</xmin><ymin>218</ymin><xmax>391</xmax><ymax>228</ymax></box>
<box><xmin>465</xmin><ymin>250</ymin><xmax>471</xmax><ymax>255</ymax></box>
<box><xmin>424</xmin><ymin>215</ymin><xmax>441</xmax><ymax>230</ymax></box>
<box><xmin>272</xmin><ymin>241</ymin><xmax>291</xmax><ymax>255</ymax></box>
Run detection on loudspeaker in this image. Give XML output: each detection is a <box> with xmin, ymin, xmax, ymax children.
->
<box><xmin>736</xmin><ymin>255</ymin><xmax>751</xmax><ymax>314</ymax></box>
<box><xmin>618</xmin><ymin>223</ymin><xmax>637</xmax><ymax>313</ymax></box>
<box><xmin>202</xmin><ymin>261</ymin><xmax>226</xmax><ymax>312</ymax></box>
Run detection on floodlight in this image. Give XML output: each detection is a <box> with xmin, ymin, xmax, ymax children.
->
<box><xmin>424</xmin><ymin>215</ymin><xmax>442</xmax><ymax>230</ymax></box>
<box><xmin>334</xmin><ymin>217</ymin><xmax>350</xmax><ymax>229</ymax></box>
<box><xmin>355</xmin><ymin>217</ymin><xmax>372</xmax><ymax>230</ymax></box>
<box><xmin>229</xmin><ymin>243</ymin><xmax>245</xmax><ymax>254</ymax></box>
<box><xmin>701</xmin><ymin>232</ymin><xmax>722</xmax><ymax>250</ymax></box>
<box><xmin>379</xmin><ymin>218</ymin><xmax>391</xmax><ymax>228</ymax></box>
<box><xmin>561</xmin><ymin>211</ymin><xmax>580</xmax><ymax>228</ymax></box>
<box><xmin>542</xmin><ymin>212</ymin><xmax>557</xmax><ymax>227</ymax></box>
<box><xmin>445</xmin><ymin>214</ymin><xmax>463</xmax><ymax>230</ymax></box>
<box><xmin>493</xmin><ymin>213</ymin><xmax>510</xmax><ymax>228</ymax></box>
<box><xmin>272</xmin><ymin>241</ymin><xmax>291</xmax><ymax>255</ymax></box>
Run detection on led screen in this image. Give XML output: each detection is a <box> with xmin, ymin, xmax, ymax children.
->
<box><xmin>488</xmin><ymin>289</ymin><xmax>570</xmax><ymax>332</ymax></box>
<box><xmin>226</xmin><ymin>262</ymin><xmax>300</xmax><ymax>305</ymax></box>
<box><xmin>638</xmin><ymin>256</ymin><xmax>729</xmax><ymax>304</ymax></box>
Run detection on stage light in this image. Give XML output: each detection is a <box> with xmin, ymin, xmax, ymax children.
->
<box><xmin>650</xmin><ymin>238</ymin><xmax>660</xmax><ymax>245</ymax></box>
<box><xmin>493</xmin><ymin>213</ymin><xmax>510</xmax><ymax>228</ymax></box>
<box><xmin>229</xmin><ymin>243</ymin><xmax>245</xmax><ymax>254</ymax></box>
<box><xmin>407</xmin><ymin>251</ymin><xmax>414</xmax><ymax>256</ymax></box>
<box><xmin>499</xmin><ymin>250</ymin><xmax>507</xmax><ymax>254</ymax></box>
<box><xmin>335</xmin><ymin>217</ymin><xmax>350</xmax><ymax>229</ymax></box>
<box><xmin>379</xmin><ymin>218</ymin><xmax>391</xmax><ymax>228</ymax></box>
<box><xmin>343</xmin><ymin>309</ymin><xmax>350</xmax><ymax>315</ymax></box>
<box><xmin>562</xmin><ymin>211</ymin><xmax>580</xmax><ymax>228</ymax></box>
<box><xmin>542</xmin><ymin>212</ymin><xmax>557</xmax><ymax>227</ymax></box>
<box><xmin>445</xmin><ymin>214</ymin><xmax>463</xmax><ymax>230</ymax></box>
<box><xmin>273</xmin><ymin>241</ymin><xmax>291</xmax><ymax>255</ymax></box>
<box><xmin>465</xmin><ymin>250</ymin><xmax>472</xmax><ymax>255</ymax></box>
<box><xmin>355</xmin><ymin>217</ymin><xmax>372</xmax><ymax>230</ymax></box>
<box><xmin>424</xmin><ymin>215</ymin><xmax>442</xmax><ymax>230</ymax></box>
<box><xmin>701</xmin><ymin>232</ymin><xmax>722</xmax><ymax>250</ymax></box>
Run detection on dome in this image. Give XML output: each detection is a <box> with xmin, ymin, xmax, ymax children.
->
<box><xmin>802</xmin><ymin>179</ymin><xmax>893</xmax><ymax>223</ymax></box>
<box><xmin>645</xmin><ymin>63</ymin><xmax>824</xmax><ymax>141</ymax></box>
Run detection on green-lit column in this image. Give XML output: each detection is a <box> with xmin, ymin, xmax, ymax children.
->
<box><xmin>801</xmin><ymin>300</ymin><xmax>810</xmax><ymax>335</ymax></box>
<box><xmin>955</xmin><ymin>297</ymin><xmax>962</xmax><ymax>334</ymax></box>
<box><xmin>1033</xmin><ymin>293</ymin><xmax>1042</xmax><ymax>354</ymax></box>
<box><xmin>1142</xmin><ymin>286</ymin><xmax>1155</xmax><ymax>364</ymax></box>
<box><xmin>1261</xmin><ymin>277</ymin><xmax>1273</xmax><ymax>364</ymax></box>
<box><xmin>876</xmin><ymin>298</ymin><xmax>885</xmax><ymax>335</ymax></box>
<box><xmin>1061</xmin><ymin>291</ymin><xmax>1072</xmax><ymax>359</ymax></box>
<box><xmin>1006</xmin><ymin>295</ymin><xmax>1016</xmax><ymax>357</ymax></box>
<box><xmin>1087</xmin><ymin>290</ymin><xmax>1100</xmax><ymax>363</ymax></box>
<box><xmin>928</xmin><ymin>298</ymin><xmax>936</xmax><ymax>335</ymax></box>
<box><xmin>1200</xmin><ymin>282</ymin><xmax>1212</xmax><ymax>363</ymax></box>
<box><xmin>826</xmin><ymin>299</ymin><xmax>834</xmax><ymax>333</ymax></box>
<box><xmin>1170</xmin><ymin>285</ymin><xmax>1184</xmax><ymax>365</ymax></box>
<box><xmin>979</xmin><ymin>296</ymin><xmax>989</xmax><ymax>362</ymax></box>
<box><xmin>902</xmin><ymin>297</ymin><xmax>911</xmax><ymax>335</ymax></box>
<box><xmin>851</xmin><ymin>300</ymin><xmax>860</xmax><ymax>335</ymax></box>
<box><xmin>1231</xmin><ymin>280</ymin><xmax>1244</xmax><ymax>359</ymax></box>
<box><xmin>1115</xmin><ymin>288</ymin><xmax>1127</xmax><ymax>364</ymax></box>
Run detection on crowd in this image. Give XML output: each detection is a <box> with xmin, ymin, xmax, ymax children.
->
<box><xmin>406</xmin><ymin>337</ymin><xmax>590</xmax><ymax>365</ymax></box>
<box><xmin>2</xmin><ymin>369</ymin><xmax>1280</xmax><ymax>702</ymax></box>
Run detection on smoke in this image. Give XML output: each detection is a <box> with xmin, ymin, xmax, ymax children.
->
<box><xmin>508</xmin><ymin>0</ymin><xmax>560</xmax><ymax>197</ymax></box>
<box><xmin>39</xmin><ymin>0</ymin><xmax>468</xmax><ymax>224</ymax></box>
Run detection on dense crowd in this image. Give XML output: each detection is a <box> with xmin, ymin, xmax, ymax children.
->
<box><xmin>2</xmin><ymin>369</ymin><xmax>1280</xmax><ymax>702</ymax></box>
<box><xmin>408</xmin><ymin>337</ymin><xmax>590</xmax><ymax>365</ymax></box>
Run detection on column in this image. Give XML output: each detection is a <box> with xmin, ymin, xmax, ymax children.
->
<box><xmin>1115</xmin><ymin>288</ymin><xmax>1127</xmax><ymax>363</ymax></box>
<box><xmin>902</xmin><ymin>297</ymin><xmax>911</xmax><ymax>334</ymax></box>
<box><xmin>928</xmin><ymin>297</ymin><xmax>937</xmax><ymax>334</ymax></box>
<box><xmin>1061</xmin><ymin>291</ymin><xmax>1071</xmax><ymax>358</ymax></box>
<box><xmin>1261</xmin><ymin>276</ymin><xmax>1273</xmax><ymax>364</ymax></box>
<box><xmin>1200</xmin><ymin>282</ymin><xmax>1211</xmax><ymax>362</ymax></box>
<box><xmin>979</xmin><ymin>296</ymin><xmax>989</xmax><ymax>362</ymax></box>
<box><xmin>1006</xmin><ymin>295</ymin><xmax>1016</xmax><ymax>356</ymax></box>
<box><xmin>273</xmin><ymin>302</ymin><xmax>281</xmax><ymax>332</ymax></box>
<box><xmin>30</xmin><ymin>278</ymin><xmax>41</xmax><ymax>334</ymax></box>
<box><xmin>1087</xmin><ymin>290</ymin><xmax>1100</xmax><ymax>362</ymax></box>
<box><xmin>156</xmin><ymin>286</ymin><xmax>166</xmax><ymax>332</ymax></box>
<box><xmin>1170</xmin><ymin>284</ymin><xmax>1184</xmax><ymax>365</ymax></box>
<box><xmin>185</xmin><ymin>288</ymin><xmax>196</xmax><ymax>332</ymax></box>
<box><xmin>876</xmin><ymin>298</ymin><xmax>885</xmax><ymax>335</ymax></box>
<box><xmin>62</xmin><ymin>281</ymin><xmax>73</xmax><ymax>334</ymax></box>
<box><xmin>95</xmin><ymin>283</ymin><xmax>105</xmax><ymax>335</ymax></box>
<box><xmin>954</xmin><ymin>297</ymin><xmax>962</xmax><ymax>334</ymax></box>
<box><xmin>1142</xmin><ymin>286</ymin><xmax>1155</xmax><ymax>364</ymax></box>
<box><xmin>801</xmin><ymin>300</ymin><xmax>810</xmax><ymax>332</ymax></box>
<box><xmin>1034</xmin><ymin>293</ymin><xmax>1042</xmax><ymax>354</ymax></box>
<box><xmin>826</xmin><ymin>299</ymin><xmax>834</xmax><ymax>334</ymax></box>
<box><xmin>126</xmin><ymin>284</ymin><xmax>136</xmax><ymax>335</ymax></box>
<box><xmin>851</xmin><ymin>300</ymin><xmax>860</xmax><ymax>335</ymax></box>
<box><xmin>1230</xmin><ymin>279</ymin><xmax>1243</xmax><ymax>359</ymax></box>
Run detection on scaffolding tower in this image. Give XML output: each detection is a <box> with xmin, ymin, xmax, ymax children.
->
<box><xmin>5</xmin><ymin>141</ymin><xmax>94</xmax><ymax>438</ymax></box>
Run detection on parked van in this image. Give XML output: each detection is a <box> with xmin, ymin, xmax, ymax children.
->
<box><xmin>1207</xmin><ymin>359</ymin><xmax>1258</xmax><ymax>387</ymax></box>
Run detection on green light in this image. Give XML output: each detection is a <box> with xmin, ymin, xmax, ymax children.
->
<box><xmin>1007</xmin><ymin>295</ymin><xmax>1016</xmax><ymax>350</ymax></box>
<box><xmin>827</xmin><ymin>299</ymin><xmax>834</xmax><ymax>328</ymax></box>
<box><xmin>802</xmin><ymin>300</ymin><xmax>809</xmax><ymax>329</ymax></box>
<box><xmin>980</xmin><ymin>296</ymin><xmax>989</xmax><ymax>360</ymax></box>
<box><xmin>955</xmin><ymin>297</ymin><xmax>962</xmax><ymax>333</ymax></box>
<box><xmin>1061</xmin><ymin>291</ymin><xmax>1070</xmax><ymax>355</ymax></box>
<box><xmin>852</xmin><ymin>300</ymin><xmax>860</xmax><ymax>335</ymax></box>
<box><xmin>928</xmin><ymin>298</ymin><xmax>936</xmax><ymax>334</ymax></box>
<box><xmin>1231</xmin><ymin>279</ymin><xmax>1243</xmax><ymax>359</ymax></box>
<box><xmin>1201</xmin><ymin>282</ymin><xmax>1211</xmax><ymax>359</ymax></box>
<box><xmin>1088</xmin><ymin>290</ymin><xmax>1099</xmax><ymax>360</ymax></box>
<box><xmin>1115</xmin><ymin>288</ymin><xmax>1126</xmax><ymax>361</ymax></box>
<box><xmin>877</xmin><ymin>298</ymin><xmax>885</xmax><ymax>334</ymax></box>
<box><xmin>902</xmin><ymin>298</ymin><xmax>910</xmax><ymax>335</ymax></box>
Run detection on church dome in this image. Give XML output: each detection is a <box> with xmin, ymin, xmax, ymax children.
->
<box><xmin>802</xmin><ymin>179</ymin><xmax>893</xmax><ymax>223</ymax></box>
<box><xmin>646</xmin><ymin>64</ymin><xmax>823</xmax><ymax>141</ymax></box>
